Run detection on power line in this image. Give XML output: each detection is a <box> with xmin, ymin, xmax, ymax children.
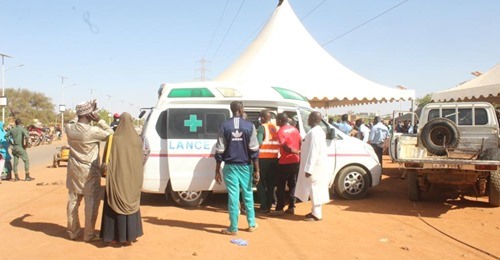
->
<box><xmin>300</xmin><ymin>0</ymin><xmax>327</xmax><ymax>20</ymax></box>
<box><xmin>321</xmin><ymin>0</ymin><xmax>410</xmax><ymax>47</ymax></box>
<box><xmin>204</xmin><ymin>0</ymin><xmax>230</xmax><ymax>58</ymax></box>
<box><xmin>212</xmin><ymin>0</ymin><xmax>246</xmax><ymax>60</ymax></box>
<box><xmin>215</xmin><ymin>18</ymin><xmax>267</xmax><ymax>65</ymax></box>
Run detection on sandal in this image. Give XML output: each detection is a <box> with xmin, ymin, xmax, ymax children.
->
<box><xmin>247</xmin><ymin>223</ymin><xmax>259</xmax><ymax>232</ymax></box>
<box><xmin>221</xmin><ymin>229</ymin><xmax>237</xmax><ymax>235</ymax></box>
<box><xmin>84</xmin><ymin>234</ymin><xmax>101</xmax><ymax>243</ymax></box>
<box><xmin>121</xmin><ymin>241</ymin><xmax>132</xmax><ymax>246</ymax></box>
<box><xmin>304</xmin><ymin>213</ymin><xmax>322</xmax><ymax>221</ymax></box>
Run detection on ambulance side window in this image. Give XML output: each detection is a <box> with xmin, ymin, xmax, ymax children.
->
<box><xmin>244</xmin><ymin>111</ymin><xmax>261</xmax><ymax>128</ymax></box>
<box><xmin>283</xmin><ymin>111</ymin><xmax>298</xmax><ymax>130</ymax></box>
<box><xmin>156</xmin><ymin>110</ymin><xmax>169</xmax><ymax>139</ymax></box>
<box><xmin>167</xmin><ymin>108</ymin><xmax>230</xmax><ymax>139</ymax></box>
<box><xmin>206</xmin><ymin>113</ymin><xmax>227</xmax><ymax>135</ymax></box>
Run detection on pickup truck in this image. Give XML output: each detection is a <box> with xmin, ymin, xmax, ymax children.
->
<box><xmin>389</xmin><ymin>102</ymin><xmax>500</xmax><ymax>206</ymax></box>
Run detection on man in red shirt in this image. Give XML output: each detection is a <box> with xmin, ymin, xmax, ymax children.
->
<box><xmin>273</xmin><ymin>113</ymin><xmax>301</xmax><ymax>215</ymax></box>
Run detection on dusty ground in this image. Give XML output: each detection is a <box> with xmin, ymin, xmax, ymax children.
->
<box><xmin>0</xmin><ymin>146</ymin><xmax>499</xmax><ymax>260</ymax></box>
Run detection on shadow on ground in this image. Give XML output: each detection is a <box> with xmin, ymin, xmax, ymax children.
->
<box><xmin>142</xmin><ymin>216</ymin><xmax>227</xmax><ymax>234</ymax></box>
<box><xmin>10</xmin><ymin>214</ymin><xmax>68</xmax><ymax>240</ymax></box>
<box><xmin>333</xmin><ymin>162</ymin><xmax>492</xmax><ymax>218</ymax></box>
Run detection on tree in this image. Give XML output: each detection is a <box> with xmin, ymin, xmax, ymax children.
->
<box><xmin>416</xmin><ymin>93</ymin><xmax>433</xmax><ymax>110</ymax></box>
<box><xmin>5</xmin><ymin>88</ymin><xmax>57</xmax><ymax>126</ymax></box>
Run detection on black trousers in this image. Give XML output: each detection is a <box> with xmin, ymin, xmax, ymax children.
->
<box><xmin>371</xmin><ymin>144</ymin><xmax>383</xmax><ymax>168</ymax></box>
<box><xmin>275</xmin><ymin>163</ymin><xmax>299</xmax><ymax>211</ymax></box>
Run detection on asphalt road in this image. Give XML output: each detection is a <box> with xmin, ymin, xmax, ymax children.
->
<box><xmin>24</xmin><ymin>138</ymin><xmax>67</xmax><ymax>169</ymax></box>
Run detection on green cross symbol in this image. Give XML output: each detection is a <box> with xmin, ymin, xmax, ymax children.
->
<box><xmin>184</xmin><ymin>114</ymin><xmax>203</xmax><ymax>132</ymax></box>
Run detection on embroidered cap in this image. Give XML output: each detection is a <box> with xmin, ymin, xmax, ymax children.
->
<box><xmin>75</xmin><ymin>99</ymin><xmax>98</xmax><ymax>116</ymax></box>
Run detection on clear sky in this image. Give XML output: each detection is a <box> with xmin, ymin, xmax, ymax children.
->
<box><xmin>2</xmin><ymin>0</ymin><xmax>499</xmax><ymax>117</ymax></box>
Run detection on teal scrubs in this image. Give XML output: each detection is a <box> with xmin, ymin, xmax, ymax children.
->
<box><xmin>223</xmin><ymin>164</ymin><xmax>256</xmax><ymax>232</ymax></box>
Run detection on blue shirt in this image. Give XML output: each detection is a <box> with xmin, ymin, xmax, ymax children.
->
<box><xmin>368</xmin><ymin>122</ymin><xmax>389</xmax><ymax>146</ymax></box>
<box><xmin>338</xmin><ymin>122</ymin><xmax>352</xmax><ymax>135</ymax></box>
<box><xmin>215</xmin><ymin>116</ymin><xmax>259</xmax><ymax>165</ymax></box>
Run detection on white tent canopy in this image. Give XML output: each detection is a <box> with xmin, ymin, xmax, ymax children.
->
<box><xmin>216</xmin><ymin>0</ymin><xmax>415</xmax><ymax>108</ymax></box>
<box><xmin>432</xmin><ymin>63</ymin><xmax>500</xmax><ymax>104</ymax></box>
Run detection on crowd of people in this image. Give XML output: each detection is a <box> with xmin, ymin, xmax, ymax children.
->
<box><xmin>58</xmin><ymin>99</ymin><xmax>334</xmax><ymax>240</ymax></box>
<box><xmin>2</xmin><ymin>98</ymin><xmax>406</xmax><ymax>244</ymax></box>
<box><xmin>329</xmin><ymin>114</ymin><xmax>418</xmax><ymax>168</ymax></box>
<box><xmin>0</xmin><ymin>119</ymin><xmax>64</xmax><ymax>182</ymax></box>
<box><xmin>64</xmin><ymin>99</ymin><xmax>143</xmax><ymax>246</ymax></box>
<box><xmin>0</xmin><ymin>119</ymin><xmax>33</xmax><ymax>183</ymax></box>
<box><xmin>214</xmin><ymin>101</ymin><xmax>331</xmax><ymax>235</ymax></box>
<box><xmin>0</xmin><ymin>98</ymin><xmax>143</xmax><ymax>246</ymax></box>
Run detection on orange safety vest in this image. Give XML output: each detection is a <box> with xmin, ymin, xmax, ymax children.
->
<box><xmin>259</xmin><ymin>122</ymin><xmax>280</xmax><ymax>159</ymax></box>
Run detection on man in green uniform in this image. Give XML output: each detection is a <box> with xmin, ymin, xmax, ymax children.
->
<box><xmin>9</xmin><ymin>119</ymin><xmax>33</xmax><ymax>181</ymax></box>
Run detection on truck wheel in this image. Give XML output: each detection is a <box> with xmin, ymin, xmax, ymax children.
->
<box><xmin>166</xmin><ymin>182</ymin><xmax>209</xmax><ymax>207</ymax></box>
<box><xmin>489</xmin><ymin>170</ymin><xmax>500</xmax><ymax>207</ymax></box>
<box><xmin>407</xmin><ymin>171</ymin><xmax>421</xmax><ymax>201</ymax></box>
<box><xmin>333</xmin><ymin>166</ymin><xmax>369</xmax><ymax>200</ymax></box>
<box><xmin>420</xmin><ymin>118</ymin><xmax>460</xmax><ymax>156</ymax></box>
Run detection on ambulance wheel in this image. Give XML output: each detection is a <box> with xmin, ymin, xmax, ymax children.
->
<box><xmin>407</xmin><ymin>171</ymin><xmax>421</xmax><ymax>201</ymax></box>
<box><xmin>333</xmin><ymin>165</ymin><xmax>369</xmax><ymax>200</ymax></box>
<box><xmin>166</xmin><ymin>182</ymin><xmax>208</xmax><ymax>207</ymax></box>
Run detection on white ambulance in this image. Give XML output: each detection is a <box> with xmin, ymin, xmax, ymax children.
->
<box><xmin>140</xmin><ymin>81</ymin><xmax>382</xmax><ymax>207</ymax></box>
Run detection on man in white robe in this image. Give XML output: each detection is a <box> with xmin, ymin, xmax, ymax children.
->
<box><xmin>295</xmin><ymin>111</ymin><xmax>330</xmax><ymax>221</ymax></box>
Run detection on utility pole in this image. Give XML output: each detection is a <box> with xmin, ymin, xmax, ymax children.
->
<box><xmin>195</xmin><ymin>58</ymin><xmax>210</xmax><ymax>81</ymax></box>
<box><xmin>58</xmin><ymin>75</ymin><xmax>68</xmax><ymax>137</ymax></box>
<box><xmin>1</xmin><ymin>53</ymin><xmax>12</xmax><ymax>122</ymax></box>
<box><xmin>106</xmin><ymin>95</ymin><xmax>112</xmax><ymax>124</ymax></box>
<box><xmin>106</xmin><ymin>94</ymin><xmax>112</xmax><ymax>109</ymax></box>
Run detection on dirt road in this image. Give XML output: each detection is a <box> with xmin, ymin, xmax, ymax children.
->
<box><xmin>0</xmin><ymin>149</ymin><xmax>499</xmax><ymax>259</ymax></box>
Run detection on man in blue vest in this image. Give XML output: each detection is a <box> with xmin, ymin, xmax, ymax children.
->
<box><xmin>215</xmin><ymin>101</ymin><xmax>260</xmax><ymax>235</ymax></box>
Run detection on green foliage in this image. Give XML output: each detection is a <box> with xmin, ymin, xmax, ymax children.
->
<box><xmin>62</xmin><ymin>109</ymin><xmax>77</xmax><ymax>124</ymax></box>
<box><xmin>416</xmin><ymin>93</ymin><xmax>433</xmax><ymax>109</ymax></box>
<box><xmin>98</xmin><ymin>109</ymin><xmax>112</xmax><ymax>124</ymax></box>
<box><xmin>5</xmin><ymin>88</ymin><xmax>57</xmax><ymax>125</ymax></box>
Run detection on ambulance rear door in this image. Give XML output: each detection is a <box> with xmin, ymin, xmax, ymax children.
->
<box><xmin>166</xmin><ymin>106</ymin><xmax>230</xmax><ymax>192</ymax></box>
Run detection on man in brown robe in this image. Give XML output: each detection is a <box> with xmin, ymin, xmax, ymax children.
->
<box><xmin>65</xmin><ymin>100</ymin><xmax>113</xmax><ymax>242</ymax></box>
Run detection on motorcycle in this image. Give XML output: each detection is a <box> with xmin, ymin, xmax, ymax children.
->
<box><xmin>29</xmin><ymin>131</ymin><xmax>42</xmax><ymax>147</ymax></box>
<box><xmin>41</xmin><ymin>127</ymin><xmax>54</xmax><ymax>145</ymax></box>
<box><xmin>28</xmin><ymin>125</ymin><xmax>52</xmax><ymax>146</ymax></box>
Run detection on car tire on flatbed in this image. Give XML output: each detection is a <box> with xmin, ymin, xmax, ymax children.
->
<box><xmin>420</xmin><ymin>117</ymin><xmax>460</xmax><ymax>156</ymax></box>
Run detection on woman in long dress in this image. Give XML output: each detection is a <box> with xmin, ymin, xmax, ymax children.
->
<box><xmin>100</xmin><ymin>112</ymin><xmax>144</xmax><ymax>246</ymax></box>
